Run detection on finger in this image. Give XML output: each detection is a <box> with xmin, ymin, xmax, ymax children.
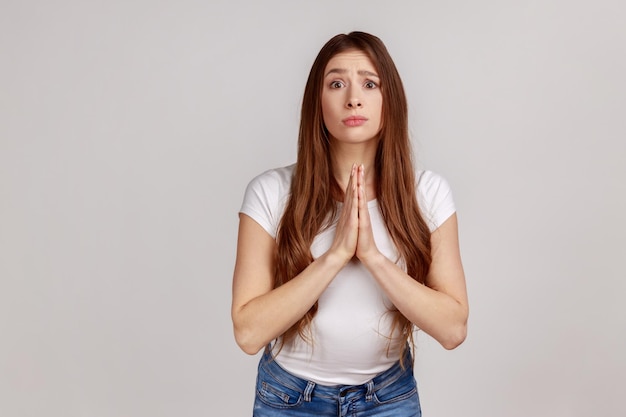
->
<box><xmin>357</xmin><ymin>164</ymin><xmax>368</xmax><ymax>209</ymax></box>
<box><xmin>359</xmin><ymin>164</ymin><xmax>366</xmax><ymax>200</ymax></box>
<box><xmin>339</xmin><ymin>163</ymin><xmax>358</xmax><ymax>226</ymax></box>
<box><xmin>331</xmin><ymin>164</ymin><xmax>359</xmax><ymax>261</ymax></box>
<box><xmin>354</xmin><ymin>163</ymin><xmax>362</xmax><ymax>191</ymax></box>
<box><xmin>357</xmin><ymin>165</ymin><xmax>373</xmax><ymax>232</ymax></box>
<box><xmin>358</xmin><ymin>180</ymin><xmax>370</xmax><ymax>225</ymax></box>
<box><xmin>346</xmin><ymin>163</ymin><xmax>357</xmax><ymax>195</ymax></box>
<box><xmin>348</xmin><ymin>164</ymin><xmax>359</xmax><ymax>220</ymax></box>
<box><xmin>356</xmin><ymin>166</ymin><xmax>378</xmax><ymax>260</ymax></box>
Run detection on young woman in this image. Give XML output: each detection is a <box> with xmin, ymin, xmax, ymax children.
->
<box><xmin>232</xmin><ymin>32</ymin><xmax>468</xmax><ymax>416</ymax></box>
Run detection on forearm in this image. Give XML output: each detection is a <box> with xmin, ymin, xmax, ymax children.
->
<box><xmin>233</xmin><ymin>251</ymin><xmax>346</xmax><ymax>354</ymax></box>
<box><xmin>362</xmin><ymin>252</ymin><xmax>468</xmax><ymax>349</ymax></box>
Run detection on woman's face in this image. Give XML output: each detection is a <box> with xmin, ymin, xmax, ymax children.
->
<box><xmin>321</xmin><ymin>50</ymin><xmax>383</xmax><ymax>146</ymax></box>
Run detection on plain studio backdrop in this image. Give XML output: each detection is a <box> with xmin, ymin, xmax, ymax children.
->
<box><xmin>1</xmin><ymin>1</ymin><xmax>625</xmax><ymax>416</ymax></box>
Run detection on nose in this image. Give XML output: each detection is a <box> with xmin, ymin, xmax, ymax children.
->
<box><xmin>346</xmin><ymin>97</ymin><xmax>362</xmax><ymax>108</ymax></box>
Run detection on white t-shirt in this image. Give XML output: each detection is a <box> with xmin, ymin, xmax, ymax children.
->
<box><xmin>240</xmin><ymin>164</ymin><xmax>455</xmax><ymax>385</ymax></box>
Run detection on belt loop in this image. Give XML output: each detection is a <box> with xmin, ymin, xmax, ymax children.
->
<box><xmin>365</xmin><ymin>380</ymin><xmax>374</xmax><ymax>402</ymax></box>
<box><xmin>303</xmin><ymin>381</ymin><xmax>315</xmax><ymax>402</ymax></box>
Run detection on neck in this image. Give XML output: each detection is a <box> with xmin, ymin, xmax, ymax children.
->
<box><xmin>329</xmin><ymin>140</ymin><xmax>378</xmax><ymax>194</ymax></box>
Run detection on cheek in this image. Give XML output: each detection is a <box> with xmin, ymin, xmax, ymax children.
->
<box><xmin>321</xmin><ymin>95</ymin><xmax>336</xmax><ymax>123</ymax></box>
<box><xmin>373</xmin><ymin>99</ymin><xmax>383</xmax><ymax>130</ymax></box>
<box><xmin>374</xmin><ymin>98</ymin><xmax>383</xmax><ymax>121</ymax></box>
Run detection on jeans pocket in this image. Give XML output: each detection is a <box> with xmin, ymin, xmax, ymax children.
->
<box><xmin>372</xmin><ymin>373</ymin><xmax>418</xmax><ymax>405</ymax></box>
<box><xmin>255</xmin><ymin>371</ymin><xmax>304</xmax><ymax>409</ymax></box>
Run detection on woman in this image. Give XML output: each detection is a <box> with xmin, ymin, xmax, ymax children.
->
<box><xmin>232</xmin><ymin>32</ymin><xmax>468</xmax><ymax>416</ymax></box>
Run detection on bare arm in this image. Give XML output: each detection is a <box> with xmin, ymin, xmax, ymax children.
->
<box><xmin>231</xmin><ymin>165</ymin><xmax>360</xmax><ymax>354</ymax></box>
<box><xmin>355</xmin><ymin>166</ymin><xmax>469</xmax><ymax>349</ymax></box>
<box><xmin>360</xmin><ymin>214</ymin><xmax>468</xmax><ymax>349</ymax></box>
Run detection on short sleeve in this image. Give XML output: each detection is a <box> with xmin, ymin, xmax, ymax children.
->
<box><xmin>416</xmin><ymin>170</ymin><xmax>456</xmax><ymax>232</ymax></box>
<box><xmin>239</xmin><ymin>165</ymin><xmax>294</xmax><ymax>238</ymax></box>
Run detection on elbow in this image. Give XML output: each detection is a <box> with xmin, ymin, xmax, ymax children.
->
<box><xmin>232</xmin><ymin>306</ymin><xmax>267</xmax><ymax>355</ymax></box>
<box><xmin>441</xmin><ymin>322</ymin><xmax>467</xmax><ymax>350</ymax></box>
<box><xmin>238</xmin><ymin>341</ymin><xmax>264</xmax><ymax>356</ymax></box>
<box><xmin>238</xmin><ymin>341</ymin><xmax>263</xmax><ymax>356</ymax></box>
<box><xmin>233</xmin><ymin>325</ymin><xmax>265</xmax><ymax>355</ymax></box>
<box><xmin>440</xmin><ymin>303</ymin><xmax>469</xmax><ymax>350</ymax></box>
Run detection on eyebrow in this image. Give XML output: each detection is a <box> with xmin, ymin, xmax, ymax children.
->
<box><xmin>324</xmin><ymin>68</ymin><xmax>380</xmax><ymax>78</ymax></box>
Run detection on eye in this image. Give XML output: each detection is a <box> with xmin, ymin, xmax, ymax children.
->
<box><xmin>330</xmin><ymin>81</ymin><xmax>344</xmax><ymax>89</ymax></box>
<box><xmin>364</xmin><ymin>80</ymin><xmax>378</xmax><ymax>89</ymax></box>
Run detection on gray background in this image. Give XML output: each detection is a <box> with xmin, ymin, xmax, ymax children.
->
<box><xmin>1</xmin><ymin>0</ymin><xmax>625</xmax><ymax>416</ymax></box>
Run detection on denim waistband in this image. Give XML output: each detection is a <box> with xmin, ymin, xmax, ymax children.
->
<box><xmin>258</xmin><ymin>346</ymin><xmax>414</xmax><ymax>401</ymax></box>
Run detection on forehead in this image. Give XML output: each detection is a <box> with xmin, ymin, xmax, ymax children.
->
<box><xmin>324</xmin><ymin>50</ymin><xmax>377</xmax><ymax>74</ymax></box>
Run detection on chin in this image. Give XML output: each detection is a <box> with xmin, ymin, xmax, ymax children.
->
<box><xmin>330</xmin><ymin>133</ymin><xmax>379</xmax><ymax>145</ymax></box>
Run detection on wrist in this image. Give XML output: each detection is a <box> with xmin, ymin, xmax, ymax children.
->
<box><xmin>321</xmin><ymin>249</ymin><xmax>352</xmax><ymax>270</ymax></box>
<box><xmin>358</xmin><ymin>250</ymin><xmax>386</xmax><ymax>270</ymax></box>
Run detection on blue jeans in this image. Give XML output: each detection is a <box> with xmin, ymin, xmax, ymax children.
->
<box><xmin>253</xmin><ymin>348</ymin><xmax>421</xmax><ymax>416</ymax></box>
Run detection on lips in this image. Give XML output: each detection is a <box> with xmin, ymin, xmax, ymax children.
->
<box><xmin>342</xmin><ymin>116</ymin><xmax>368</xmax><ymax>127</ymax></box>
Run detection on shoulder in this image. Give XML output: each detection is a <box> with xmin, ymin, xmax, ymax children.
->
<box><xmin>239</xmin><ymin>164</ymin><xmax>295</xmax><ymax>238</ymax></box>
<box><xmin>247</xmin><ymin>164</ymin><xmax>295</xmax><ymax>194</ymax></box>
<box><xmin>415</xmin><ymin>170</ymin><xmax>456</xmax><ymax>232</ymax></box>
<box><xmin>416</xmin><ymin>170</ymin><xmax>451</xmax><ymax>198</ymax></box>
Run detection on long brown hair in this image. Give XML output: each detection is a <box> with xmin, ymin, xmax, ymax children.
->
<box><xmin>275</xmin><ymin>32</ymin><xmax>432</xmax><ymax>358</ymax></box>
